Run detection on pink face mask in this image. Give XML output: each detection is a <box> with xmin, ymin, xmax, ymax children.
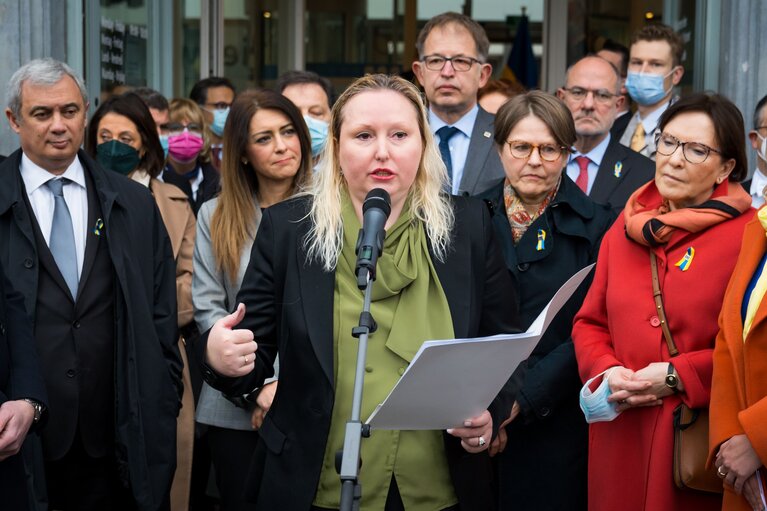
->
<box><xmin>168</xmin><ymin>131</ymin><xmax>204</xmax><ymax>163</ymax></box>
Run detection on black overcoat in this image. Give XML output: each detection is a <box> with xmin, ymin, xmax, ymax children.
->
<box><xmin>476</xmin><ymin>176</ymin><xmax>616</xmax><ymax>511</ymax></box>
<box><xmin>0</xmin><ymin>257</ymin><xmax>47</xmax><ymax>510</ymax></box>
<box><xmin>0</xmin><ymin>149</ymin><xmax>182</xmax><ymax>510</ymax></box>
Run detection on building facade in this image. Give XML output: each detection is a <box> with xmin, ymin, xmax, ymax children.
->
<box><xmin>0</xmin><ymin>0</ymin><xmax>765</xmax><ymax>169</ymax></box>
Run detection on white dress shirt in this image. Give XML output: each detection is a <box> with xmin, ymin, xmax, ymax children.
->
<box><xmin>429</xmin><ymin>106</ymin><xmax>479</xmax><ymax>195</ymax></box>
<box><xmin>749</xmin><ymin>168</ymin><xmax>767</xmax><ymax>208</ymax></box>
<box><xmin>20</xmin><ymin>154</ymin><xmax>89</xmax><ymax>277</ymax></box>
<box><xmin>566</xmin><ymin>133</ymin><xmax>612</xmax><ymax>195</ymax></box>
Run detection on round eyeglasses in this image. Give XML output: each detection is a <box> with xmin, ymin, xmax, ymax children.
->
<box><xmin>420</xmin><ymin>54</ymin><xmax>482</xmax><ymax>72</ymax></box>
<box><xmin>655</xmin><ymin>132</ymin><xmax>722</xmax><ymax>164</ymax></box>
<box><xmin>506</xmin><ymin>140</ymin><xmax>568</xmax><ymax>162</ymax></box>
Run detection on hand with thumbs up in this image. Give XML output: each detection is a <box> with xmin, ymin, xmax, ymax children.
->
<box><xmin>205</xmin><ymin>303</ymin><xmax>258</xmax><ymax>377</ymax></box>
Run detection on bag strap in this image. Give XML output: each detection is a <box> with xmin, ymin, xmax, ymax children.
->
<box><xmin>650</xmin><ymin>251</ymin><xmax>679</xmax><ymax>357</ymax></box>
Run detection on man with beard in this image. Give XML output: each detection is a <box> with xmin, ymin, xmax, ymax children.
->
<box><xmin>557</xmin><ymin>55</ymin><xmax>654</xmax><ymax>210</ymax></box>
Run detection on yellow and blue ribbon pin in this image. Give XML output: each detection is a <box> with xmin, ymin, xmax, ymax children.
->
<box><xmin>93</xmin><ymin>218</ymin><xmax>104</xmax><ymax>236</ymax></box>
<box><xmin>614</xmin><ymin>161</ymin><xmax>623</xmax><ymax>178</ymax></box>
<box><xmin>536</xmin><ymin>229</ymin><xmax>546</xmax><ymax>251</ymax></box>
<box><xmin>674</xmin><ymin>247</ymin><xmax>695</xmax><ymax>271</ymax></box>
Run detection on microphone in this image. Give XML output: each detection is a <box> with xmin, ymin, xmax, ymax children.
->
<box><xmin>354</xmin><ymin>188</ymin><xmax>391</xmax><ymax>288</ymax></box>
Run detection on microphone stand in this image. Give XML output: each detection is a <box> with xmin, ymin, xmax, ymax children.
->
<box><xmin>338</xmin><ymin>265</ymin><xmax>377</xmax><ymax>511</ymax></box>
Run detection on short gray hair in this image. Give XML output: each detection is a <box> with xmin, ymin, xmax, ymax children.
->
<box><xmin>6</xmin><ymin>58</ymin><xmax>88</xmax><ymax>120</ymax></box>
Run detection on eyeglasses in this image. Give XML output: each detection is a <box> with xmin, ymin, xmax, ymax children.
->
<box><xmin>506</xmin><ymin>140</ymin><xmax>567</xmax><ymax>162</ymax></box>
<box><xmin>655</xmin><ymin>133</ymin><xmax>722</xmax><ymax>164</ymax></box>
<box><xmin>160</xmin><ymin>122</ymin><xmax>203</xmax><ymax>136</ymax></box>
<box><xmin>420</xmin><ymin>54</ymin><xmax>482</xmax><ymax>72</ymax></box>
<box><xmin>561</xmin><ymin>87</ymin><xmax>618</xmax><ymax>105</ymax></box>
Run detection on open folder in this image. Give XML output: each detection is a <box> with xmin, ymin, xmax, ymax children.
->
<box><xmin>366</xmin><ymin>263</ymin><xmax>595</xmax><ymax>430</ymax></box>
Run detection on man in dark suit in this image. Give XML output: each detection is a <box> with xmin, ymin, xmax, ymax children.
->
<box><xmin>412</xmin><ymin>12</ymin><xmax>505</xmax><ymax>196</ymax></box>
<box><xmin>1</xmin><ymin>58</ymin><xmax>181</xmax><ymax>510</ymax></box>
<box><xmin>558</xmin><ymin>55</ymin><xmax>655</xmax><ymax>210</ymax></box>
<box><xmin>0</xmin><ymin>258</ymin><xmax>47</xmax><ymax>510</ymax></box>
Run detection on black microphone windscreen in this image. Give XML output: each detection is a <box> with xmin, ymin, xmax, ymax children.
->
<box><xmin>362</xmin><ymin>188</ymin><xmax>391</xmax><ymax>217</ymax></box>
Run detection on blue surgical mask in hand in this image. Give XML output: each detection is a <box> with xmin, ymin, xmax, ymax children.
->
<box><xmin>579</xmin><ymin>368</ymin><xmax>621</xmax><ymax>423</ymax></box>
<box><xmin>208</xmin><ymin>107</ymin><xmax>230</xmax><ymax>137</ymax></box>
<box><xmin>303</xmin><ymin>115</ymin><xmax>329</xmax><ymax>157</ymax></box>
<box><xmin>625</xmin><ymin>70</ymin><xmax>674</xmax><ymax>106</ymax></box>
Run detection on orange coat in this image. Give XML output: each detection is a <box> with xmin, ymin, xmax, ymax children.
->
<box><xmin>710</xmin><ymin>211</ymin><xmax>767</xmax><ymax>511</ymax></box>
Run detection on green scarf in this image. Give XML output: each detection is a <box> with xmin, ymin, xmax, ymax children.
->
<box><xmin>313</xmin><ymin>193</ymin><xmax>457</xmax><ymax>511</ymax></box>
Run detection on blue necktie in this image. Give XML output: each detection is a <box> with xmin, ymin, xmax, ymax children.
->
<box><xmin>45</xmin><ymin>178</ymin><xmax>79</xmax><ymax>298</ymax></box>
<box><xmin>436</xmin><ymin>126</ymin><xmax>460</xmax><ymax>181</ymax></box>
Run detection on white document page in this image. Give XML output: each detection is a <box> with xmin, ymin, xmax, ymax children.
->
<box><xmin>366</xmin><ymin>264</ymin><xmax>595</xmax><ymax>430</ymax></box>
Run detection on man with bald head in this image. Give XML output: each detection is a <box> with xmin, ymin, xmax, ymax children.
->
<box><xmin>557</xmin><ymin>55</ymin><xmax>654</xmax><ymax>210</ymax></box>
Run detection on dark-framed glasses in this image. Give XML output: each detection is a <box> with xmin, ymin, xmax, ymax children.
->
<box><xmin>421</xmin><ymin>54</ymin><xmax>482</xmax><ymax>72</ymax></box>
<box><xmin>506</xmin><ymin>140</ymin><xmax>567</xmax><ymax>162</ymax></box>
<box><xmin>654</xmin><ymin>132</ymin><xmax>722</xmax><ymax>164</ymax></box>
<box><xmin>561</xmin><ymin>87</ymin><xmax>618</xmax><ymax>105</ymax></box>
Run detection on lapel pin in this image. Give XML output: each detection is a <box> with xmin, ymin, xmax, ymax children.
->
<box><xmin>483</xmin><ymin>131</ymin><xmax>492</xmax><ymax>138</ymax></box>
<box><xmin>93</xmin><ymin>218</ymin><xmax>104</xmax><ymax>236</ymax></box>
<box><xmin>536</xmin><ymin>229</ymin><xmax>546</xmax><ymax>251</ymax></box>
<box><xmin>674</xmin><ymin>247</ymin><xmax>695</xmax><ymax>272</ymax></box>
<box><xmin>614</xmin><ymin>161</ymin><xmax>623</xmax><ymax>178</ymax></box>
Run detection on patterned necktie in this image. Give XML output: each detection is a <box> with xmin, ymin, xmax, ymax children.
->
<box><xmin>436</xmin><ymin>126</ymin><xmax>460</xmax><ymax>180</ymax></box>
<box><xmin>574</xmin><ymin>156</ymin><xmax>591</xmax><ymax>193</ymax></box>
<box><xmin>45</xmin><ymin>178</ymin><xmax>79</xmax><ymax>298</ymax></box>
<box><xmin>630</xmin><ymin>121</ymin><xmax>646</xmax><ymax>152</ymax></box>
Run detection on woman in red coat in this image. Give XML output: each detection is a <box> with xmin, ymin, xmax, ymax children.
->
<box><xmin>572</xmin><ymin>93</ymin><xmax>753</xmax><ymax>511</ymax></box>
<box><xmin>710</xmin><ymin>207</ymin><xmax>767</xmax><ymax>510</ymax></box>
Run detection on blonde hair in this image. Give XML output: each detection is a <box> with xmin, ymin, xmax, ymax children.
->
<box><xmin>305</xmin><ymin>74</ymin><xmax>454</xmax><ymax>271</ymax></box>
<box><xmin>168</xmin><ymin>98</ymin><xmax>211</xmax><ymax>162</ymax></box>
<box><xmin>211</xmin><ymin>89</ymin><xmax>313</xmax><ymax>278</ymax></box>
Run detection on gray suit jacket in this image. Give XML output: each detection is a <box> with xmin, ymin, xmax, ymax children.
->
<box><xmin>192</xmin><ymin>198</ymin><xmax>269</xmax><ymax>430</ymax></box>
<box><xmin>457</xmin><ymin>107</ymin><xmax>506</xmax><ymax>196</ymax></box>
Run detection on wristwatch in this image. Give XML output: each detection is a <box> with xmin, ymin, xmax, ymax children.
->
<box><xmin>22</xmin><ymin>398</ymin><xmax>44</xmax><ymax>423</ymax></box>
<box><xmin>665</xmin><ymin>363</ymin><xmax>680</xmax><ymax>393</ymax></box>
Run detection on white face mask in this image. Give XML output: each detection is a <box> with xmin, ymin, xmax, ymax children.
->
<box><xmin>579</xmin><ymin>369</ymin><xmax>621</xmax><ymax>424</ymax></box>
<box><xmin>757</xmin><ymin>133</ymin><xmax>767</xmax><ymax>164</ymax></box>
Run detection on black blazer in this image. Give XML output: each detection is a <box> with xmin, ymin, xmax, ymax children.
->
<box><xmin>477</xmin><ymin>176</ymin><xmax>615</xmax><ymax>511</ymax></box>
<box><xmin>589</xmin><ymin>136</ymin><xmax>655</xmax><ymax>211</ymax></box>
<box><xmin>200</xmin><ymin>195</ymin><xmax>520</xmax><ymax>510</ymax></box>
<box><xmin>0</xmin><ymin>258</ymin><xmax>47</xmax><ymax>510</ymax></box>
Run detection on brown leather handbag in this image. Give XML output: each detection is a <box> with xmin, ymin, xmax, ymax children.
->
<box><xmin>650</xmin><ymin>252</ymin><xmax>723</xmax><ymax>494</ymax></box>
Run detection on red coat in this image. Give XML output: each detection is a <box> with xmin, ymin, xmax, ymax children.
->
<box><xmin>573</xmin><ymin>204</ymin><xmax>751</xmax><ymax>511</ymax></box>
<box><xmin>710</xmin><ymin>211</ymin><xmax>767</xmax><ymax>511</ymax></box>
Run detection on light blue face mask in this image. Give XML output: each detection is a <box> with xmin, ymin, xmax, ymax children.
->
<box><xmin>303</xmin><ymin>115</ymin><xmax>329</xmax><ymax>157</ymax></box>
<box><xmin>625</xmin><ymin>70</ymin><xmax>674</xmax><ymax>106</ymax></box>
<box><xmin>159</xmin><ymin>134</ymin><xmax>169</xmax><ymax>159</ymax></box>
<box><xmin>579</xmin><ymin>369</ymin><xmax>621</xmax><ymax>423</ymax></box>
<box><xmin>208</xmin><ymin>107</ymin><xmax>230</xmax><ymax>137</ymax></box>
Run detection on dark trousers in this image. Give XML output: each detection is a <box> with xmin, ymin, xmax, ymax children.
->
<box><xmin>44</xmin><ymin>433</ymin><xmax>135</xmax><ymax>511</ymax></box>
<box><xmin>207</xmin><ymin>425</ymin><xmax>260</xmax><ymax>511</ymax></box>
